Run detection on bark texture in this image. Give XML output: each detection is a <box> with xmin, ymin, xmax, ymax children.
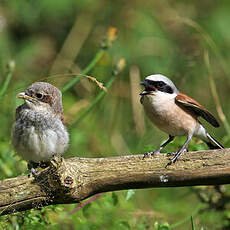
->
<box><xmin>1</xmin><ymin>148</ymin><xmax>230</xmax><ymax>216</ymax></box>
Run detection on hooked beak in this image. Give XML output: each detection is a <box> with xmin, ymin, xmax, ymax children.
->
<box><xmin>139</xmin><ymin>80</ymin><xmax>156</xmax><ymax>96</ymax></box>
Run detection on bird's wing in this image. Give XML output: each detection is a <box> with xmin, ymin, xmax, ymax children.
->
<box><xmin>175</xmin><ymin>93</ymin><xmax>219</xmax><ymax>127</ymax></box>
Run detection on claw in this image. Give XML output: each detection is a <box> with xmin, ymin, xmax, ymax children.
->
<box><xmin>165</xmin><ymin>162</ymin><xmax>171</xmax><ymax>168</ymax></box>
<box><xmin>165</xmin><ymin>159</ymin><xmax>175</xmax><ymax>168</ymax></box>
<box><xmin>27</xmin><ymin>167</ymin><xmax>39</xmax><ymax>178</ymax></box>
<box><xmin>165</xmin><ymin>154</ymin><xmax>180</xmax><ymax>168</ymax></box>
<box><xmin>165</xmin><ymin>148</ymin><xmax>188</xmax><ymax>168</ymax></box>
<box><xmin>143</xmin><ymin>151</ymin><xmax>155</xmax><ymax>159</ymax></box>
<box><xmin>166</xmin><ymin>152</ymin><xmax>176</xmax><ymax>156</ymax></box>
<box><xmin>27</xmin><ymin>161</ymin><xmax>48</xmax><ymax>177</ymax></box>
<box><xmin>143</xmin><ymin>150</ymin><xmax>160</xmax><ymax>159</ymax></box>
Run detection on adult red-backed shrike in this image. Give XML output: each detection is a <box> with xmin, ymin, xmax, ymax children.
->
<box><xmin>140</xmin><ymin>74</ymin><xmax>223</xmax><ymax>167</ymax></box>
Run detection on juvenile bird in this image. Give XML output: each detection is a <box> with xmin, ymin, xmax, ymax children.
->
<box><xmin>140</xmin><ymin>74</ymin><xmax>223</xmax><ymax>167</ymax></box>
<box><xmin>12</xmin><ymin>82</ymin><xmax>69</xmax><ymax>172</ymax></box>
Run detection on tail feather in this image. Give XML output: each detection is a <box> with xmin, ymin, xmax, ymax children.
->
<box><xmin>206</xmin><ymin>133</ymin><xmax>224</xmax><ymax>149</ymax></box>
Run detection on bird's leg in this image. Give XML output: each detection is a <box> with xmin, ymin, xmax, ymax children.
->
<box><xmin>27</xmin><ymin>161</ymin><xmax>50</xmax><ymax>177</ymax></box>
<box><xmin>39</xmin><ymin>161</ymin><xmax>50</xmax><ymax>169</ymax></box>
<box><xmin>166</xmin><ymin>134</ymin><xmax>193</xmax><ymax>168</ymax></box>
<box><xmin>143</xmin><ymin>135</ymin><xmax>175</xmax><ymax>159</ymax></box>
<box><xmin>27</xmin><ymin>161</ymin><xmax>40</xmax><ymax>177</ymax></box>
<box><xmin>166</xmin><ymin>152</ymin><xmax>176</xmax><ymax>156</ymax></box>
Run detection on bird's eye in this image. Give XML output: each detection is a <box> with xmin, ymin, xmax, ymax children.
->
<box><xmin>35</xmin><ymin>93</ymin><xmax>43</xmax><ymax>99</ymax></box>
<box><xmin>157</xmin><ymin>81</ymin><xmax>165</xmax><ymax>88</ymax></box>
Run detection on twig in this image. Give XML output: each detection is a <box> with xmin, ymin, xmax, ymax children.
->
<box><xmin>61</xmin><ymin>27</ymin><xmax>118</xmax><ymax>93</ymax></box>
<box><xmin>40</xmin><ymin>73</ymin><xmax>107</xmax><ymax>92</ymax></box>
<box><xmin>61</xmin><ymin>50</ymin><xmax>105</xmax><ymax>93</ymax></box>
<box><xmin>69</xmin><ymin>193</ymin><xmax>103</xmax><ymax>214</ymax></box>
<box><xmin>71</xmin><ymin>58</ymin><xmax>126</xmax><ymax>127</ymax></box>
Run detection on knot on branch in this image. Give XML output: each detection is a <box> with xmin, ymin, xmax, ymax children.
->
<box><xmin>31</xmin><ymin>156</ymin><xmax>84</xmax><ymax>203</ymax></box>
<box><xmin>47</xmin><ymin>156</ymin><xmax>79</xmax><ymax>191</ymax></box>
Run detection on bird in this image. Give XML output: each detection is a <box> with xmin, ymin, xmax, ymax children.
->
<box><xmin>12</xmin><ymin>82</ymin><xmax>69</xmax><ymax>173</ymax></box>
<box><xmin>140</xmin><ymin>74</ymin><xmax>223</xmax><ymax>167</ymax></box>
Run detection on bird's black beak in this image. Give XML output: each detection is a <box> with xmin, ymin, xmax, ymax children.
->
<box><xmin>139</xmin><ymin>80</ymin><xmax>156</xmax><ymax>96</ymax></box>
<box><xmin>140</xmin><ymin>80</ymin><xmax>148</xmax><ymax>95</ymax></box>
<box><xmin>140</xmin><ymin>81</ymin><xmax>149</xmax><ymax>95</ymax></box>
<box><xmin>140</xmin><ymin>81</ymin><xmax>148</xmax><ymax>87</ymax></box>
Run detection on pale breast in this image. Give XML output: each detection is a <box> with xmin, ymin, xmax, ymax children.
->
<box><xmin>141</xmin><ymin>93</ymin><xmax>198</xmax><ymax>136</ymax></box>
<box><xmin>12</xmin><ymin>123</ymin><xmax>69</xmax><ymax>162</ymax></box>
<box><xmin>12</xmin><ymin>109</ymin><xmax>69</xmax><ymax>162</ymax></box>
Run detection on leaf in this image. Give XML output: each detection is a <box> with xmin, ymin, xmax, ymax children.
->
<box><xmin>125</xmin><ymin>189</ymin><xmax>135</xmax><ymax>201</ymax></box>
<box><xmin>158</xmin><ymin>222</ymin><xmax>171</xmax><ymax>230</ymax></box>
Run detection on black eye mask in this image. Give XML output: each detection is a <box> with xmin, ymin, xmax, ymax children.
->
<box><xmin>146</xmin><ymin>80</ymin><xmax>174</xmax><ymax>94</ymax></box>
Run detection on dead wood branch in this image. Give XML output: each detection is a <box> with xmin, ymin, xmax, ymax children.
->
<box><xmin>1</xmin><ymin>148</ymin><xmax>230</xmax><ymax>216</ymax></box>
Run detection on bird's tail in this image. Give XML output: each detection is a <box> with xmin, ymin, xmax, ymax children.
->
<box><xmin>205</xmin><ymin>133</ymin><xmax>224</xmax><ymax>149</ymax></box>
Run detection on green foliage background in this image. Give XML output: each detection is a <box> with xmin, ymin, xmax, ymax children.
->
<box><xmin>1</xmin><ymin>0</ymin><xmax>230</xmax><ymax>229</ymax></box>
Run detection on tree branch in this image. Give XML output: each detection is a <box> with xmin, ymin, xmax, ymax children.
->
<box><xmin>1</xmin><ymin>148</ymin><xmax>230</xmax><ymax>216</ymax></box>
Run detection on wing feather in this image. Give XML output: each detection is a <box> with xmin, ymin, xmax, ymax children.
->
<box><xmin>176</xmin><ymin>93</ymin><xmax>219</xmax><ymax>127</ymax></box>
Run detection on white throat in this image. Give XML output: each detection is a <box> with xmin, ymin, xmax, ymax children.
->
<box><xmin>141</xmin><ymin>90</ymin><xmax>177</xmax><ymax>118</ymax></box>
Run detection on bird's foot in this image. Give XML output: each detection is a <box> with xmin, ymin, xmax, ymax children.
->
<box><xmin>166</xmin><ymin>152</ymin><xmax>176</xmax><ymax>156</ymax></box>
<box><xmin>143</xmin><ymin>150</ymin><xmax>160</xmax><ymax>159</ymax></box>
<box><xmin>165</xmin><ymin>157</ymin><xmax>177</xmax><ymax>168</ymax></box>
<box><xmin>27</xmin><ymin>161</ymin><xmax>49</xmax><ymax>178</ymax></box>
<box><xmin>39</xmin><ymin>161</ymin><xmax>50</xmax><ymax>169</ymax></box>
<box><xmin>28</xmin><ymin>167</ymin><xmax>39</xmax><ymax>177</ymax></box>
<box><xmin>165</xmin><ymin>148</ymin><xmax>187</xmax><ymax>168</ymax></box>
<box><xmin>28</xmin><ymin>161</ymin><xmax>39</xmax><ymax>177</ymax></box>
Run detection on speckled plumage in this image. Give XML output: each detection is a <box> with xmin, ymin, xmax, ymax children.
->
<box><xmin>12</xmin><ymin>82</ymin><xmax>69</xmax><ymax>163</ymax></box>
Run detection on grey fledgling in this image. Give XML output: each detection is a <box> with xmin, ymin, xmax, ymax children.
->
<box><xmin>12</xmin><ymin>82</ymin><xmax>69</xmax><ymax>171</ymax></box>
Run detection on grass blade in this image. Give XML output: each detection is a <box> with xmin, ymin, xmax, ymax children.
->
<box><xmin>71</xmin><ymin>58</ymin><xmax>126</xmax><ymax>127</ymax></box>
<box><xmin>0</xmin><ymin>60</ymin><xmax>15</xmax><ymax>99</ymax></box>
<box><xmin>191</xmin><ymin>216</ymin><xmax>196</xmax><ymax>230</ymax></box>
<box><xmin>61</xmin><ymin>50</ymin><xmax>105</xmax><ymax>93</ymax></box>
<box><xmin>61</xmin><ymin>27</ymin><xmax>118</xmax><ymax>93</ymax></box>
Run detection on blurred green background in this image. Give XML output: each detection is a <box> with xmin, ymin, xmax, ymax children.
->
<box><xmin>1</xmin><ymin>0</ymin><xmax>230</xmax><ymax>229</ymax></box>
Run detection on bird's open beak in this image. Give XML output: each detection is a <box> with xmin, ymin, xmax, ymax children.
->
<box><xmin>139</xmin><ymin>80</ymin><xmax>156</xmax><ymax>96</ymax></box>
<box><xmin>140</xmin><ymin>81</ymin><xmax>148</xmax><ymax>87</ymax></box>
<box><xmin>140</xmin><ymin>91</ymin><xmax>149</xmax><ymax>96</ymax></box>
<box><xmin>16</xmin><ymin>92</ymin><xmax>36</xmax><ymax>101</ymax></box>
